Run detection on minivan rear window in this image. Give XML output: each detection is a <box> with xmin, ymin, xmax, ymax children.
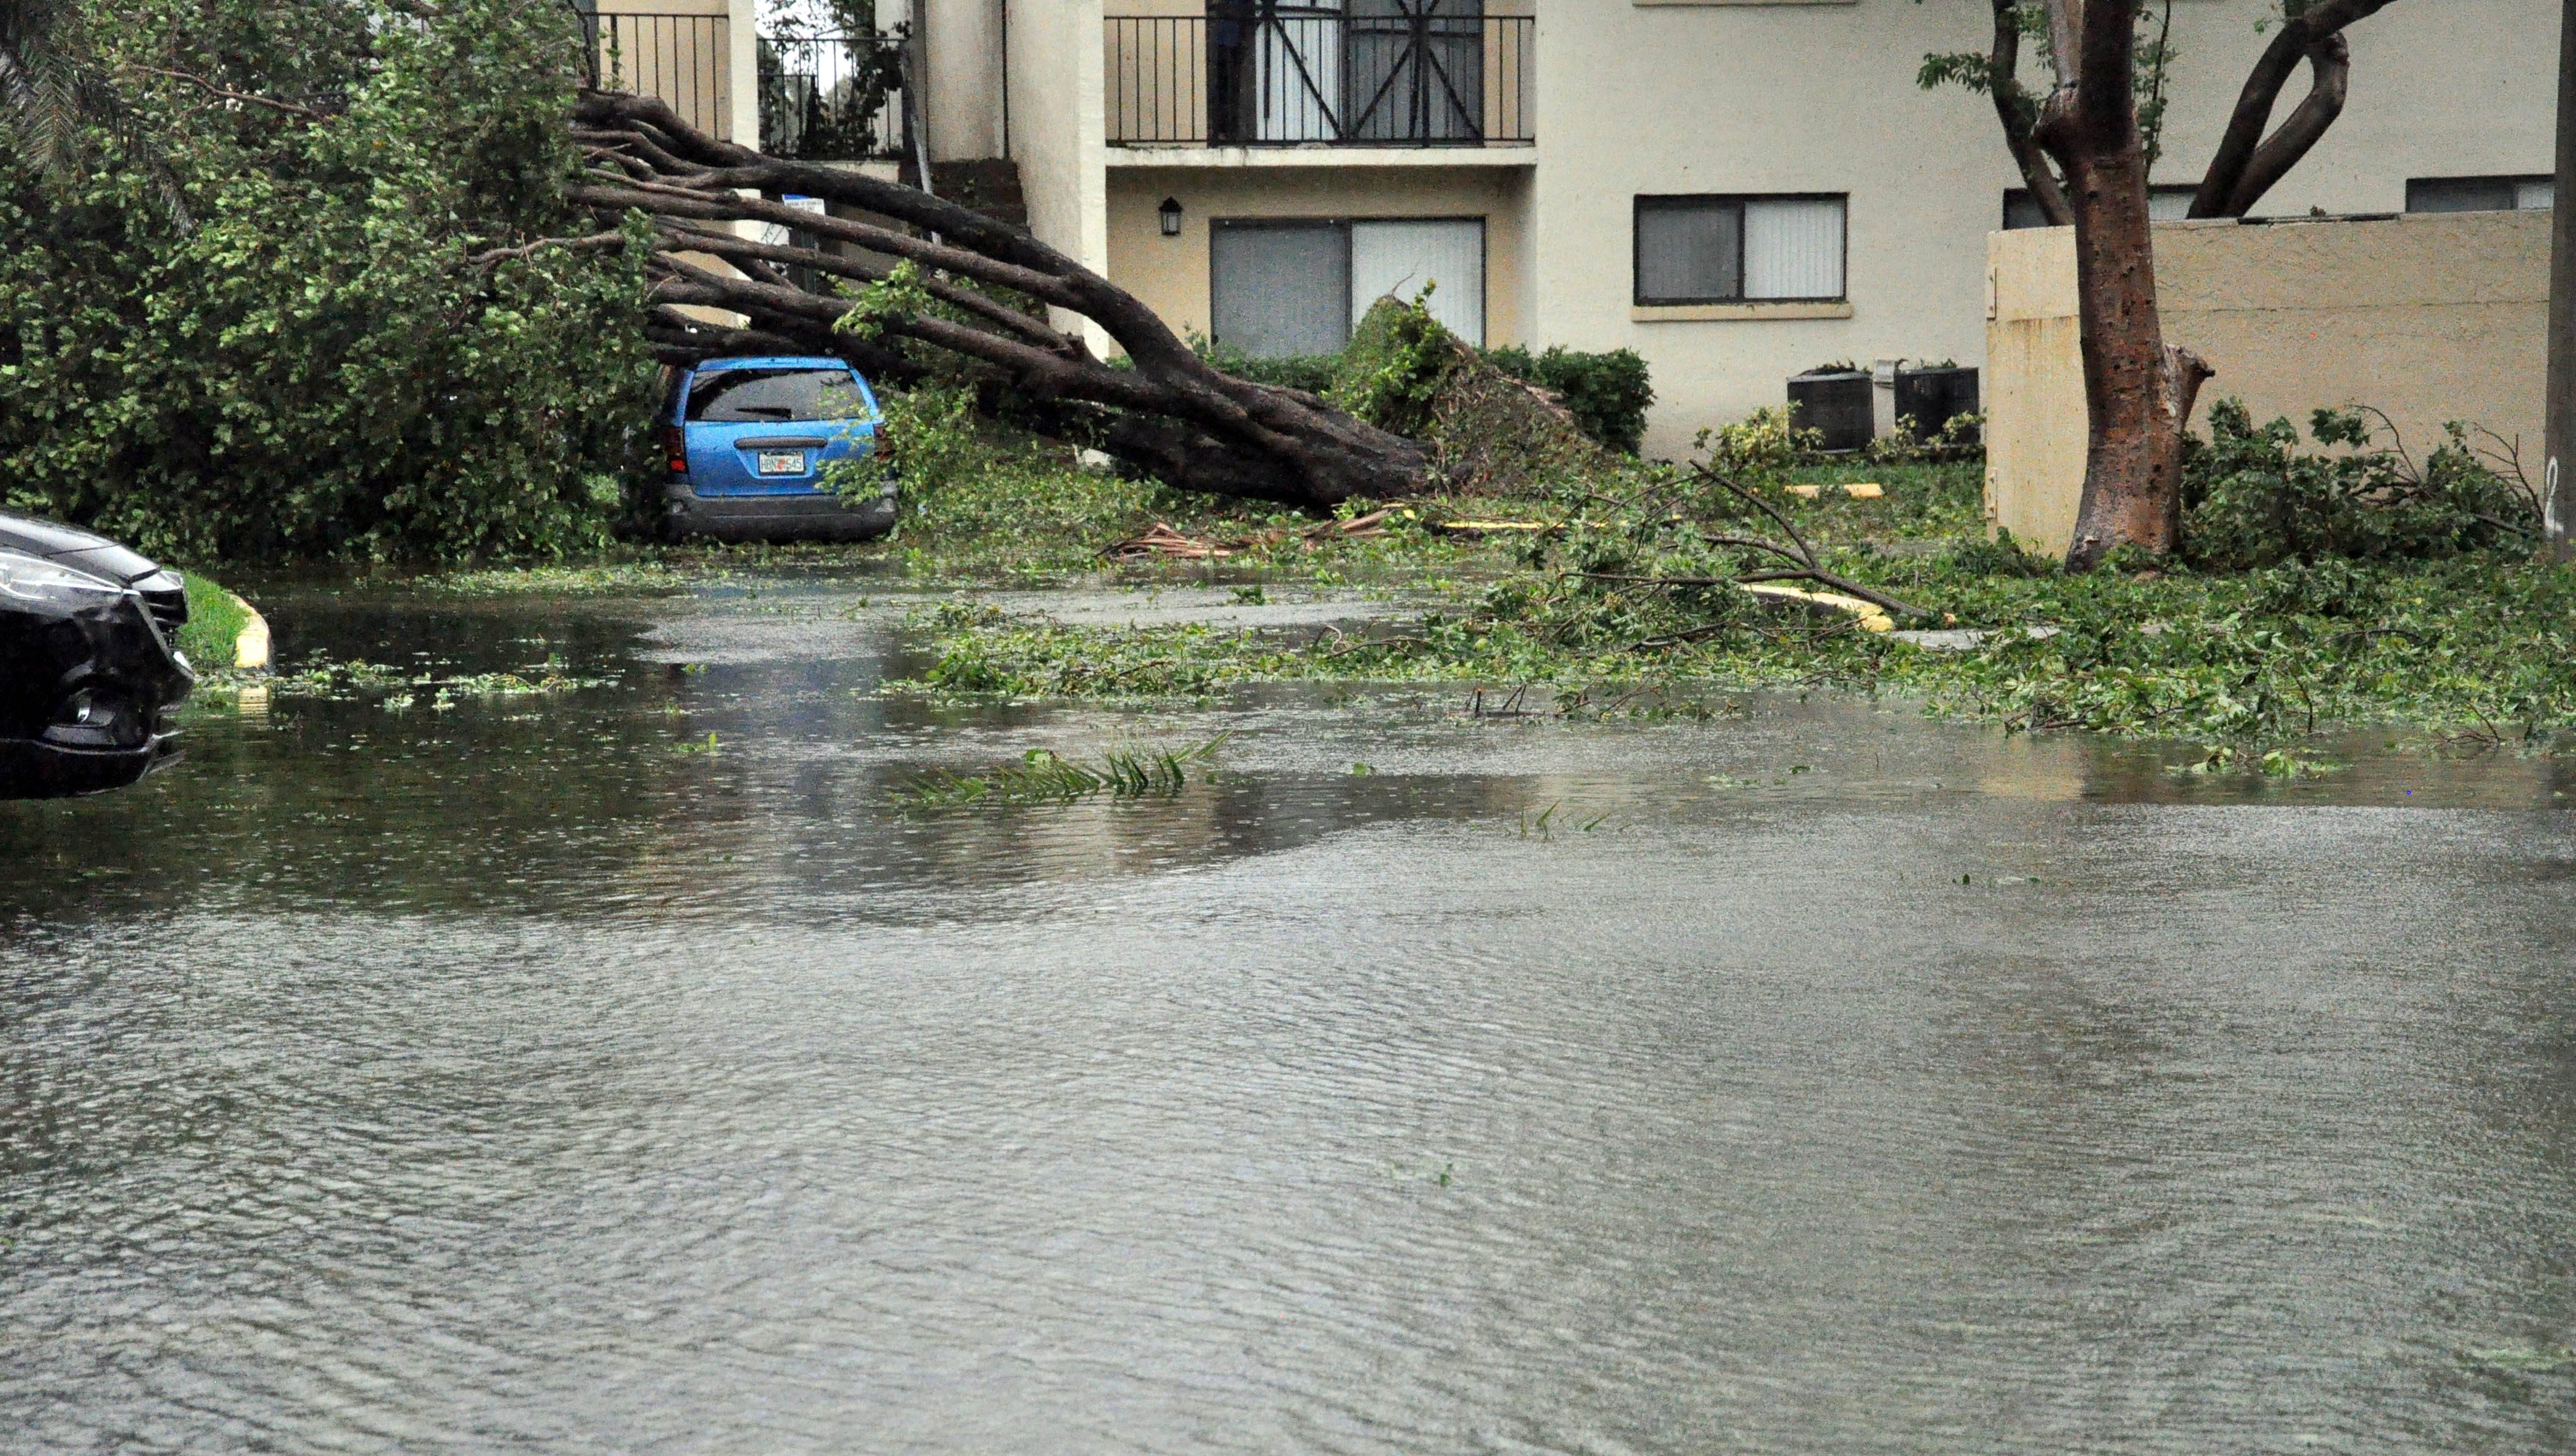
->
<box><xmin>685</xmin><ymin>368</ymin><xmax>870</xmax><ymax>423</ymax></box>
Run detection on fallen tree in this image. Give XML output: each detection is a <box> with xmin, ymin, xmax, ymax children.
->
<box><xmin>559</xmin><ymin>91</ymin><xmax>1428</xmax><ymax>511</ymax></box>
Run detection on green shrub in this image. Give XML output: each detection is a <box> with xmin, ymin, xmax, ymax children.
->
<box><xmin>2182</xmin><ymin>400</ymin><xmax>2541</xmax><ymax>570</ymax></box>
<box><xmin>1193</xmin><ymin>338</ymin><xmax>1340</xmax><ymax>396</ymax></box>
<box><xmin>1695</xmin><ymin>406</ymin><xmax>1822</xmax><ymax>480</ymax></box>
<box><xmin>1193</xmin><ymin>325</ymin><xmax>1653</xmax><ymax>457</ymax></box>
<box><xmin>844</xmin><ymin>380</ymin><xmax>986</xmax><ymax>498</ymax></box>
<box><xmin>1482</xmin><ymin>344</ymin><xmax>1655</xmax><ymax>455</ymax></box>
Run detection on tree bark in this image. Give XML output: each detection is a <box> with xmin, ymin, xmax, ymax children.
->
<box><xmin>1941</xmin><ymin>0</ymin><xmax>2408</xmax><ymax>567</ymax></box>
<box><xmin>2038</xmin><ymin>0</ymin><xmax>2212</xmax><ymax>569</ymax></box>
<box><xmin>564</xmin><ymin>92</ymin><xmax>1431</xmax><ymax>510</ymax></box>
<box><xmin>2189</xmin><ymin>0</ymin><xmax>2396</xmax><ymax>218</ymax></box>
<box><xmin>1988</xmin><ymin>0</ymin><xmax>2074</xmax><ymax>226</ymax></box>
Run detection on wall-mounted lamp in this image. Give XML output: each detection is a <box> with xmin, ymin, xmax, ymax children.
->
<box><xmin>1158</xmin><ymin>197</ymin><xmax>1184</xmax><ymax>237</ymax></box>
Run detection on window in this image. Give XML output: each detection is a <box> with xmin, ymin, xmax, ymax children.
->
<box><xmin>1210</xmin><ymin>217</ymin><xmax>1487</xmax><ymax>357</ymax></box>
<box><xmin>2407</xmin><ymin>175</ymin><xmax>2554</xmax><ymax>214</ymax></box>
<box><xmin>685</xmin><ymin>368</ymin><xmax>870</xmax><ymax>423</ymax></box>
<box><xmin>2002</xmin><ymin>185</ymin><xmax>2197</xmax><ymax>230</ymax></box>
<box><xmin>1633</xmin><ymin>195</ymin><xmax>1845</xmax><ymax>305</ymax></box>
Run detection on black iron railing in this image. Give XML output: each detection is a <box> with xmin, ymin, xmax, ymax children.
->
<box><xmin>578</xmin><ymin>11</ymin><xmax>732</xmax><ymax>139</ymax></box>
<box><xmin>761</xmin><ymin>33</ymin><xmax>911</xmax><ymax>162</ymax></box>
<box><xmin>1107</xmin><ymin>7</ymin><xmax>1533</xmax><ymax>147</ymax></box>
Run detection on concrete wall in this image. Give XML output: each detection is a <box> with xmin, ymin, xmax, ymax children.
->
<box><xmin>1531</xmin><ymin>0</ymin><xmax>2558</xmax><ymax>459</ymax></box>
<box><xmin>1006</xmin><ymin>0</ymin><xmax>1112</xmax><ymax>345</ymax></box>
<box><xmin>923</xmin><ymin>0</ymin><xmax>1007</xmax><ymax>160</ymax></box>
<box><xmin>1987</xmin><ymin>210</ymin><xmax>2552</xmax><ymax>555</ymax></box>
<box><xmin>1104</xmin><ymin>166</ymin><xmax>1533</xmax><ymax>348</ymax></box>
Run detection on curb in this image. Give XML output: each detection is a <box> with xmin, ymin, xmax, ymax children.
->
<box><xmin>230</xmin><ymin>592</ymin><xmax>272</xmax><ymax>670</ymax></box>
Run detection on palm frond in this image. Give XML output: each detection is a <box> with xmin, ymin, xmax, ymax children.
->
<box><xmin>0</xmin><ymin>0</ymin><xmax>191</xmax><ymax>226</ymax></box>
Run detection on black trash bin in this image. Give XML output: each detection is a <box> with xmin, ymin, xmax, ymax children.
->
<box><xmin>1787</xmin><ymin>368</ymin><xmax>1874</xmax><ymax>454</ymax></box>
<box><xmin>1892</xmin><ymin>365</ymin><xmax>1981</xmax><ymax>443</ymax></box>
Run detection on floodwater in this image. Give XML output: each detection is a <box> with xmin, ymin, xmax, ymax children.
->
<box><xmin>5</xmin><ymin>573</ymin><xmax>2576</xmax><ymax>1455</ymax></box>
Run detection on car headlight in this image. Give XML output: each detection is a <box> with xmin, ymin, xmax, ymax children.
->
<box><xmin>0</xmin><ymin>551</ymin><xmax>120</xmax><ymax>603</ymax></box>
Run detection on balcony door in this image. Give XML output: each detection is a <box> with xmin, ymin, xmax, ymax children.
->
<box><xmin>1210</xmin><ymin>2</ymin><xmax>1345</xmax><ymax>143</ymax></box>
<box><xmin>1209</xmin><ymin>0</ymin><xmax>1484</xmax><ymax>144</ymax></box>
<box><xmin>1345</xmin><ymin>0</ymin><xmax>1483</xmax><ymax>143</ymax></box>
<box><xmin>1211</xmin><ymin>217</ymin><xmax>1485</xmax><ymax>358</ymax></box>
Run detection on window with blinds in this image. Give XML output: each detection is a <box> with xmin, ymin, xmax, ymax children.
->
<box><xmin>1634</xmin><ymin>194</ymin><xmax>1847</xmax><ymax>305</ymax></box>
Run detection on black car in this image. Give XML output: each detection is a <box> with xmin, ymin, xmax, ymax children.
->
<box><xmin>0</xmin><ymin>513</ymin><xmax>196</xmax><ymax>799</ymax></box>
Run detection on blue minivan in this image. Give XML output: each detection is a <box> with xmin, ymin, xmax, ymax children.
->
<box><xmin>662</xmin><ymin>356</ymin><xmax>899</xmax><ymax>542</ymax></box>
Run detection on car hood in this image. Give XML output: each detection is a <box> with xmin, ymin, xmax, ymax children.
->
<box><xmin>0</xmin><ymin>512</ymin><xmax>164</xmax><ymax>586</ymax></box>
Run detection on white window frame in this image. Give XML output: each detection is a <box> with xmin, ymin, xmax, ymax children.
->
<box><xmin>2405</xmin><ymin>175</ymin><xmax>2555</xmax><ymax>214</ymax></box>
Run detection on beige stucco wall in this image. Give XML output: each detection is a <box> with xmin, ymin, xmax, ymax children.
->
<box><xmin>1007</xmin><ymin>0</ymin><xmax>1112</xmax><ymax>347</ymax></box>
<box><xmin>922</xmin><ymin>0</ymin><xmax>1007</xmax><ymax>159</ymax></box>
<box><xmin>1104</xmin><ymin>167</ymin><xmax>1533</xmax><ymax>350</ymax></box>
<box><xmin>699</xmin><ymin>0</ymin><xmax>2560</xmax><ymax>467</ymax></box>
<box><xmin>1987</xmin><ymin>210</ymin><xmax>2552</xmax><ymax>555</ymax></box>
<box><xmin>1531</xmin><ymin>0</ymin><xmax>2558</xmax><ymax>460</ymax></box>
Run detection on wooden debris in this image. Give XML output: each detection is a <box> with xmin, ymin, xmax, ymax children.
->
<box><xmin>1430</xmin><ymin>519</ymin><xmax>1560</xmax><ymax>536</ymax></box>
<box><xmin>1103</xmin><ymin>510</ymin><xmax>1392</xmax><ymax>563</ymax></box>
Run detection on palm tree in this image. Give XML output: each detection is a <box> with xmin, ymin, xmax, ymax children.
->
<box><xmin>0</xmin><ymin>0</ymin><xmax>186</xmax><ymax>220</ymax></box>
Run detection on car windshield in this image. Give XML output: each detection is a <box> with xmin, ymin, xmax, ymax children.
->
<box><xmin>685</xmin><ymin>368</ymin><xmax>870</xmax><ymax>423</ymax></box>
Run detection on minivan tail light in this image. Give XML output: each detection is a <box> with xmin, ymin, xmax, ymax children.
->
<box><xmin>664</xmin><ymin>426</ymin><xmax>688</xmax><ymax>475</ymax></box>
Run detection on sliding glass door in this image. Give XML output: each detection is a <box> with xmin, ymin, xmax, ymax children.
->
<box><xmin>1211</xmin><ymin>217</ymin><xmax>1486</xmax><ymax>358</ymax></box>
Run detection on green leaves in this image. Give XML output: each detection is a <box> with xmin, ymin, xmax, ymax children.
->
<box><xmin>1482</xmin><ymin>344</ymin><xmax>1654</xmax><ymax>456</ymax></box>
<box><xmin>2182</xmin><ymin>399</ymin><xmax>2540</xmax><ymax>571</ymax></box>
<box><xmin>833</xmin><ymin>259</ymin><xmax>935</xmax><ymax>342</ymax></box>
<box><xmin>0</xmin><ymin>0</ymin><xmax>655</xmax><ymax>560</ymax></box>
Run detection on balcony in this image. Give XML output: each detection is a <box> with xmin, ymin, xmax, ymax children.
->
<box><xmin>759</xmin><ymin>32</ymin><xmax>912</xmax><ymax>162</ymax></box>
<box><xmin>580</xmin><ymin>10</ymin><xmax>732</xmax><ymax>138</ymax></box>
<box><xmin>1107</xmin><ymin>6</ymin><xmax>1533</xmax><ymax>150</ymax></box>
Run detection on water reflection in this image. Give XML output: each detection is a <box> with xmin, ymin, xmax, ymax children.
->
<box><xmin>4</xmin><ymin>576</ymin><xmax>2575</xmax><ymax>1453</ymax></box>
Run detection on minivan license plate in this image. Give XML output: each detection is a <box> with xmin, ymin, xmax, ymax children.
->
<box><xmin>756</xmin><ymin>451</ymin><xmax>807</xmax><ymax>476</ymax></box>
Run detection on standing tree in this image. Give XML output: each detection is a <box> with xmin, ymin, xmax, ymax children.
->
<box><xmin>1923</xmin><ymin>0</ymin><xmax>2402</xmax><ymax>569</ymax></box>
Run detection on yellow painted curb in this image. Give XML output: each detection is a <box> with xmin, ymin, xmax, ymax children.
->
<box><xmin>1740</xmin><ymin>582</ymin><xmax>1895</xmax><ymax>633</ymax></box>
<box><xmin>231</xmin><ymin>592</ymin><xmax>271</xmax><ymax>670</ymax></box>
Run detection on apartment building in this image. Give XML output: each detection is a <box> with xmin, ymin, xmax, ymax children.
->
<box><xmin>614</xmin><ymin>1</ymin><xmax>2561</xmax><ymax>455</ymax></box>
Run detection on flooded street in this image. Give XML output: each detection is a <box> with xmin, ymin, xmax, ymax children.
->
<box><xmin>7</xmin><ymin>574</ymin><xmax>2576</xmax><ymax>1453</ymax></box>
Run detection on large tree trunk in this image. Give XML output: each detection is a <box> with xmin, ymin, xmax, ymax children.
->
<box><xmin>2057</xmin><ymin>144</ymin><xmax>2211</xmax><ymax>566</ymax></box>
<box><xmin>2037</xmin><ymin>0</ymin><xmax>2211</xmax><ymax>570</ymax></box>
<box><xmin>560</xmin><ymin>92</ymin><xmax>1430</xmax><ymax>511</ymax></box>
